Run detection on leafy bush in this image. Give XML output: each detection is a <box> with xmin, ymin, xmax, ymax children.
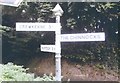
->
<box><xmin>0</xmin><ymin>63</ymin><xmax>55</xmax><ymax>82</ymax></box>
<box><xmin>0</xmin><ymin>25</ymin><xmax>11</xmax><ymax>32</ymax></box>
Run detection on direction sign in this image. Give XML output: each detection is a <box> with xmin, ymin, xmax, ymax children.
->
<box><xmin>0</xmin><ymin>0</ymin><xmax>23</xmax><ymax>7</ymax></box>
<box><xmin>16</xmin><ymin>22</ymin><xmax>61</xmax><ymax>31</ymax></box>
<box><xmin>61</xmin><ymin>32</ymin><xmax>105</xmax><ymax>42</ymax></box>
<box><xmin>41</xmin><ymin>45</ymin><xmax>56</xmax><ymax>53</ymax></box>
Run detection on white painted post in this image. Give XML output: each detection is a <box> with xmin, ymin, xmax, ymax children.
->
<box><xmin>52</xmin><ymin>4</ymin><xmax>63</xmax><ymax>81</ymax></box>
<box><xmin>0</xmin><ymin>5</ymin><xmax>2</xmax><ymax>63</ymax></box>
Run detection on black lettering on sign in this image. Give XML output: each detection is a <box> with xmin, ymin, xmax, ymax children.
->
<box><xmin>61</xmin><ymin>36</ymin><xmax>69</xmax><ymax>40</ymax></box>
<box><xmin>42</xmin><ymin>47</ymin><xmax>50</xmax><ymax>50</ymax></box>
<box><xmin>52</xmin><ymin>47</ymin><xmax>55</xmax><ymax>51</ymax></box>
<box><xmin>28</xmin><ymin>25</ymin><xmax>31</xmax><ymax>28</ymax></box>
<box><xmin>48</xmin><ymin>25</ymin><xmax>52</xmax><ymax>29</ymax></box>
<box><xmin>90</xmin><ymin>35</ymin><xmax>94</xmax><ymax>39</ymax></box>
<box><xmin>46</xmin><ymin>47</ymin><xmax>50</xmax><ymax>50</ymax></box>
<box><xmin>24</xmin><ymin>25</ymin><xmax>27</xmax><ymax>28</ymax></box>
<box><xmin>84</xmin><ymin>35</ymin><xmax>89</xmax><ymax>39</ymax></box>
<box><xmin>70</xmin><ymin>36</ymin><xmax>75</xmax><ymax>39</ymax></box>
<box><xmin>97</xmin><ymin>35</ymin><xmax>101</xmax><ymax>39</ymax></box>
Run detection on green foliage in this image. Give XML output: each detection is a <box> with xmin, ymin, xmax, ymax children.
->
<box><xmin>95</xmin><ymin>63</ymin><xmax>105</xmax><ymax>69</ymax></box>
<box><xmin>62</xmin><ymin>2</ymin><xmax>118</xmax><ymax>70</ymax></box>
<box><xmin>0</xmin><ymin>25</ymin><xmax>11</xmax><ymax>32</ymax></box>
<box><xmin>0</xmin><ymin>63</ymin><xmax>55</xmax><ymax>82</ymax></box>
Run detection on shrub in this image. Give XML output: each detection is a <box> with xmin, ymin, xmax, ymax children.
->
<box><xmin>0</xmin><ymin>62</ymin><xmax>55</xmax><ymax>82</ymax></box>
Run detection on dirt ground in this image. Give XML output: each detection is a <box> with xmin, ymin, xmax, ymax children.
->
<box><xmin>27</xmin><ymin>55</ymin><xmax>119</xmax><ymax>81</ymax></box>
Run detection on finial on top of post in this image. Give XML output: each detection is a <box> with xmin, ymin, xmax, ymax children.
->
<box><xmin>52</xmin><ymin>4</ymin><xmax>64</xmax><ymax>16</ymax></box>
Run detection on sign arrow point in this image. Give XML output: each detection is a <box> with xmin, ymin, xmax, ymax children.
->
<box><xmin>52</xmin><ymin>4</ymin><xmax>64</xmax><ymax>16</ymax></box>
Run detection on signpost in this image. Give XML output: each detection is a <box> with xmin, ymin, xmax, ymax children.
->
<box><xmin>61</xmin><ymin>32</ymin><xmax>105</xmax><ymax>42</ymax></box>
<box><xmin>0</xmin><ymin>0</ymin><xmax>23</xmax><ymax>7</ymax></box>
<box><xmin>16</xmin><ymin>23</ymin><xmax>61</xmax><ymax>31</ymax></box>
<box><xmin>52</xmin><ymin>4</ymin><xmax>63</xmax><ymax>81</ymax></box>
<box><xmin>41</xmin><ymin>45</ymin><xmax>56</xmax><ymax>53</ymax></box>
<box><xmin>16</xmin><ymin>4</ymin><xmax>105</xmax><ymax>81</ymax></box>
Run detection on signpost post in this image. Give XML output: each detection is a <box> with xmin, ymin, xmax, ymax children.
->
<box><xmin>52</xmin><ymin>4</ymin><xmax>63</xmax><ymax>81</ymax></box>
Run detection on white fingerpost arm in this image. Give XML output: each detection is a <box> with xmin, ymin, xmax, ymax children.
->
<box><xmin>52</xmin><ymin>4</ymin><xmax>63</xmax><ymax>81</ymax></box>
